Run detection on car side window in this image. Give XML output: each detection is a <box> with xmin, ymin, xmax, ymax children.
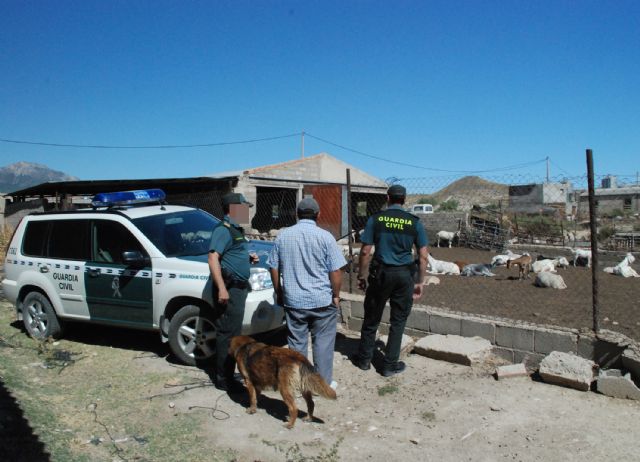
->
<box><xmin>22</xmin><ymin>220</ymin><xmax>49</xmax><ymax>257</ymax></box>
<box><xmin>48</xmin><ymin>220</ymin><xmax>91</xmax><ymax>260</ymax></box>
<box><xmin>92</xmin><ymin>220</ymin><xmax>146</xmax><ymax>264</ymax></box>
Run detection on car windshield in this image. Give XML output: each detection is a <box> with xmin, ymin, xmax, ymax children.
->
<box><xmin>132</xmin><ymin>209</ymin><xmax>220</xmax><ymax>257</ymax></box>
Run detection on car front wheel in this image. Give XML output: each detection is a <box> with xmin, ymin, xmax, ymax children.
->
<box><xmin>168</xmin><ymin>304</ymin><xmax>217</xmax><ymax>366</ymax></box>
<box><xmin>22</xmin><ymin>292</ymin><xmax>63</xmax><ymax>340</ymax></box>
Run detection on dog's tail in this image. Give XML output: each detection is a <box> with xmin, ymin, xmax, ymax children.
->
<box><xmin>299</xmin><ymin>363</ymin><xmax>337</xmax><ymax>400</ymax></box>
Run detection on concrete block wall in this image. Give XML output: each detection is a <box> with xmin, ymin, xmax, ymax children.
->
<box><xmin>340</xmin><ymin>292</ymin><xmax>636</xmax><ymax>371</ymax></box>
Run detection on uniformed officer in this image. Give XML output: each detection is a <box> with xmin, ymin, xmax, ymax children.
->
<box><xmin>352</xmin><ymin>184</ymin><xmax>429</xmax><ymax>376</ymax></box>
<box><xmin>208</xmin><ymin>192</ymin><xmax>256</xmax><ymax>391</ymax></box>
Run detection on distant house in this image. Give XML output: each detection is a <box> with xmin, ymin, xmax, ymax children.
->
<box><xmin>578</xmin><ymin>176</ymin><xmax>640</xmax><ymax>217</ymax></box>
<box><xmin>508</xmin><ymin>181</ymin><xmax>575</xmax><ymax>217</ymax></box>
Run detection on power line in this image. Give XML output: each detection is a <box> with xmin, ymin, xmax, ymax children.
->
<box><xmin>305</xmin><ymin>132</ymin><xmax>547</xmax><ymax>174</ymax></box>
<box><xmin>0</xmin><ymin>133</ymin><xmax>301</xmax><ymax>149</ymax></box>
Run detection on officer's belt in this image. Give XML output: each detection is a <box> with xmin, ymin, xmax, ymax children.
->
<box><xmin>374</xmin><ymin>261</ymin><xmax>412</xmax><ymax>271</ymax></box>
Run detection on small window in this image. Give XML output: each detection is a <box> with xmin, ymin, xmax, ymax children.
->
<box><xmin>623</xmin><ymin>198</ymin><xmax>632</xmax><ymax>211</ymax></box>
<box><xmin>48</xmin><ymin>220</ymin><xmax>90</xmax><ymax>260</ymax></box>
<box><xmin>356</xmin><ymin>201</ymin><xmax>367</xmax><ymax>217</ymax></box>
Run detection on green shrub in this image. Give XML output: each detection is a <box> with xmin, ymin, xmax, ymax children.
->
<box><xmin>439</xmin><ymin>199</ymin><xmax>459</xmax><ymax>211</ymax></box>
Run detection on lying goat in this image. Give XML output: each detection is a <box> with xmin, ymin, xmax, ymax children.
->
<box><xmin>532</xmin><ymin>257</ymin><xmax>569</xmax><ymax>273</ymax></box>
<box><xmin>461</xmin><ymin>263</ymin><xmax>496</xmax><ymax>277</ymax></box>
<box><xmin>534</xmin><ymin>272</ymin><xmax>567</xmax><ymax>289</ymax></box>
<box><xmin>536</xmin><ymin>255</ymin><xmax>570</xmax><ymax>268</ymax></box>
<box><xmin>436</xmin><ymin>230</ymin><xmax>460</xmax><ymax>248</ymax></box>
<box><xmin>427</xmin><ymin>254</ymin><xmax>460</xmax><ymax>275</ymax></box>
<box><xmin>571</xmin><ymin>248</ymin><xmax>592</xmax><ymax>268</ymax></box>
<box><xmin>603</xmin><ymin>253</ymin><xmax>639</xmax><ymax>278</ymax></box>
<box><xmin>491</xmin><ymin>250</ymin><xmax>522</xmax><ymax>266</ymax></box>
<box><xmin>506</xmin><ymin>254</ymin><xmax>533</xmax><ymax>280</ymax></box>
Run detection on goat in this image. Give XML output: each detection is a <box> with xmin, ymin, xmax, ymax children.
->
<box><xmin>534</xmin><ymin>272</ymin><xmax>567</xmax><ymax>289</ymax></box>
<box><xmin>427</xmin><ymin>254</ymin><xmax>460</xmax><ymax>275</ymax></box>
<box><xmin>570</xmin><ymin>248</ymin><xmax>592</xmax><ymax>268</ymax></box>
<box><xmin>507</xmin><ymin>254</ymin><xmax>533</xmax><ymax>280</ymax></box>
<box><xmin>532</xmin><ymin>257</ymin><xmax>569</xmax><ymax>273</ymax></box>
<box><xmin>436</xmin><ymin>230</ymin><xmax>460</xmax><ymax>248</ymax></box>
<box><xmin>603</xmin><ymin>253</ymin><xmax>639</xmax><ymax>278</ymax></box>
<box><xmin>461</xmin><ymin>263</ymin><xmax>496</xmax><ymax>277</ymax></box>
<box><xmin>491</xmin><ymin>250</ymin><xmax>522</xmax><ymax>267</ymax></box>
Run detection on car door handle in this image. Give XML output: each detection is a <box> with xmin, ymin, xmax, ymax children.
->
<box><xmin>39</xmin><ymin>265</ymin><xmax>49</xmax><ymax>273</ymax></box>
<box><xmin>88</xmin><ymin>268</ymin><xmax>101</xmax><ymax>278</ymax></box>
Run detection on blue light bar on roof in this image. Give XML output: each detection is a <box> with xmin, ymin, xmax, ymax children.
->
<box><xmin>92</xmin><ymin>189</ymin><xmax>166</xmax><ymax>208</ymax></box>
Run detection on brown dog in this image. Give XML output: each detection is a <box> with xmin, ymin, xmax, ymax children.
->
<box><xmin>229</xmin><ymin>335</ymin><xmax>337</xmax><ymax>429</ymax></box>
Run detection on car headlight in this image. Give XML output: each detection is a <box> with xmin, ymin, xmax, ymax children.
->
<box><xmin>249</xmin><ymin>267</ymin><xmax>273</xmax><ymax>291</ymax></box>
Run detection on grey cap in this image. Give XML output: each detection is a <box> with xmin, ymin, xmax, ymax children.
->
<box><xmin>387</xmin><ymin>184</ymin><xmax>406</xmax><ymax>197</ymax></box>
<box><xmin>297</xmin><ymin>197</ymin><xmax>320</xmax><ymax>214</ymax></box>
<box><xmin>222</xmin><ymin>192</ymin><xmax>253</xmax><ymax>207</ymax></box>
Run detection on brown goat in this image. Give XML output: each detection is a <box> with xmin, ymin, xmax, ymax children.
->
<box><xmin>506</xmin><ymin>254</ymin><xmax>532</xmax><ymax>280</ymax></box>
<box><xmin>454</xmin><ymin>260</ymin><xmax>469</xmax><ymax>272</ymax></box>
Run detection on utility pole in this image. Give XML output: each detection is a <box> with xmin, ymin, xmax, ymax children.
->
<box><xmin>301</xmin><ymin>131</ymin><xmax>305</xmax><ymax>159</ymax></box>
<box><xmin>546</xmin><ymin>156</ymin><xmax>550</xmax><ymax>183</ymax></box>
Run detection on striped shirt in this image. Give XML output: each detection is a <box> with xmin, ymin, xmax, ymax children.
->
<box><xmin>267</xmin><ymin>219</ymin><xmax>346</xmax><ymax>309</ymax></box>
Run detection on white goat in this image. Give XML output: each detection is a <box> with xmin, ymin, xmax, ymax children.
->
<box><xmin>570</xmin><ymin>248</ymin><xmax>592</xmax><ymax>268</ymax></box>
<box><xmin>491</xmin><ymin>250</ymin><xmax>522</xmax><ymax>266</ymax></box>
<box><xmin>427</xmin><ymin>254</ymin><xmax>460</xmax><ymax>275</ymax></box>
<box><xmin>461</xmin><ymin>263</ymin><xmax>496</xmax><ymax>277</ymax></box>
<box><xmin>532</xmin><ymin>257</ymin><xmax>569</xmax><ymax>273</ymax></box>
<box><xmin>436</xmin><ymin>230</ymin><xmax>460</xmax><ymax>248</ymax></box>
<box><xmin>534</xmin><ymin>272</ymin><xmax>567</xmax><ymax>289</ymax></box>
<box><xmin>603</xmin><ymin>253</ymin><xmax>639</xmax><ymax>278</ymax></box>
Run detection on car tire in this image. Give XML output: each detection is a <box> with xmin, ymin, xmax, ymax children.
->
<box><xmin>22</xmin><ymin>292</ymin><xmax>63</xmax><ymax>340</ymax></box>
<box><xmin>168</xmin><ymin>304</ymin><xmax>218</xmax><ymax>366</ymax></box>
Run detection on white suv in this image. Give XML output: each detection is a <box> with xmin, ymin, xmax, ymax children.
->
<box><xmin>2</xmin><ymin>189</ymin><xmax>285</xmax><ymax>366</ymax></box>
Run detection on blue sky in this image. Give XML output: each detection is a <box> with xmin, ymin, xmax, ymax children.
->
<box><xmin>1</xmin><ymin>0</ymin><xmax>638</xmax><ymax>184</ymax></box>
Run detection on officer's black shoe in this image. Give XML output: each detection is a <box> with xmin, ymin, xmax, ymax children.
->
<box><xmin>350</xmin><ymin>354</ymin><xmax>371</xmax><ymax>371</ymax></box>
<box><xmin>381</xmin><ymin>361</ymin><xmax>406</xmax><ymax>377</ymax></box>
<box><xmin>215</xmin><ymin>373</ymin><xmax>244</xmax><ymax>393</ymax></box>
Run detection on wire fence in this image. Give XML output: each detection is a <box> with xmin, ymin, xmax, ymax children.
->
<box><xmin>212</xmin><ymin>168</ymin><xmax>640</xmax><ymax>341</ymax></box>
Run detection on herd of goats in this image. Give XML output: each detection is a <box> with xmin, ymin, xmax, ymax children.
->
<box><xmin>427</xmin><ymin>231</ymin><xmax>639</xmax><ymax>290</ymax></box>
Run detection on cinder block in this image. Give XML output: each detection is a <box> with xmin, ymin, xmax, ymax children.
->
<box><xmin>350</xmin><ymin>300</ymin><xmax>365</xmax><ymax>318</ymax></box>
<box><xmin>496</xmin><ymin>363</ymin><xmax>529</xmax><ymax>380</ymax></box>
<box><xmin>413</xmin><ymin>334</ymin><xmax>492</xmax><ymax>366</ymax></box>
<box><xmin>429</xmin><ymin>314</ymin><xmax>461</xmax><ymax>335</ymax></box>
<box><xmin>579</xmin><ymin>334</ymin><xmax>625</xmax><ymax>368</ymax></box>
<box><xmin>461</xmin><ymin>318</ymin><xmax>495</xmax><ymax>342</ymax></box>
<box><xmin>514</xmin><ymin>351</ymin><xmax>545</xmax><ymax>372</ymax></box>
<box><xmin>492</xmin><ymin>347</ymin><xmax>515</xmax><ymax>364</ymax></box>
<box><xmin>347</xmin><ymin>317</ymin><xmax>363</xmax><ymax>333</ymax></box>
<box><xmin>539</xmin><ymin>351</ymin><xmax>597</xmax><ymax>391</ymax></box>
<box><xmin>378</xmin><ymin>334</ymin><xmax>415</xmax><ymax>359</ymax></box>
<box><xmin>407</xmin><ymin>308</ymin><xmax>429</xmax><ymax>332</ymax></box>
<box><xmin>496</xmin><ymin>325</ymin><xmax>534</xmax><ymax>351</ymax></box>
<box><xmin>622</xmin><ymin>349</ymin><xmax>640</xmax><ymax>385</ymax></box>
<box><xmin>534</xmin><ymin>329</ymin><xmax>577</xmax><ymax>355</ymax></box>
<box><xmin>597</xmin><ymin>369</ymin><xmax>640</xmax><ymax>400</ymax></box>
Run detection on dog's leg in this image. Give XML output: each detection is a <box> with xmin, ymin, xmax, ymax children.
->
<box><xmin>301</xmin><ymin>391</ymin><xmax>315</xmax><ymax>422</ymax></box>
<box><xmin>245</xmin><ymin>382</ymin><xmax>258</xmax><ymax>415</ymax></box>
<box><xmin>281</xmin><ymin>389</ymin><xmax>298</xmax><ymax>429</ymax></box>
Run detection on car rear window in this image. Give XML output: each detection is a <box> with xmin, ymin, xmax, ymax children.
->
<box><xmin>23</xmin><ymin>219</ymin><xmax>90</xmax><ymax>260</ymax></box>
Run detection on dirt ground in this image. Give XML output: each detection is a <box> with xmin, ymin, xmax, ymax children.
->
<box><xmin>342</xmin><ymin>246</ymin><xmax>640</xmax><ymax>340</ymax></box>
<box><xmin>2</xmin><ymin>309</ymin><xmax>640</xmax><ymax>462</ymax></box>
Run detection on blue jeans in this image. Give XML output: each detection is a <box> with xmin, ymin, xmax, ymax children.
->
<box><xmin>285</xmin><ymin>305</ymin><xmax>338</xmax><ymax>384</ymax></box>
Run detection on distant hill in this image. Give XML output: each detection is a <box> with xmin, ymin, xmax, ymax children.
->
<box><xmin>409</xmin><ymin>175</ymin><xmax>509</xmax><ymax>211</ymax></box>
<box><xmin>0</xmin><ymin>162</ymin><xmax>78</xmax><ymax>194</ymax></box>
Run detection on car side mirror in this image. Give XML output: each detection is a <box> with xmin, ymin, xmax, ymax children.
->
<box><xmin>122</xmin><ymin>250</ymin><xmax>149</xmax><ymax>268</ymax></box>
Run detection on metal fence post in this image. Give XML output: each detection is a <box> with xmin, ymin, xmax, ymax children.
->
<box><xmin>586</xmin><ymin>149</ymin><xmax>600</xmax><ymax>333</ymax></box>
<box><xmin>346</xmin><ymin>168</ymin><xmax>354</xmax><ymax>293</ymax></box>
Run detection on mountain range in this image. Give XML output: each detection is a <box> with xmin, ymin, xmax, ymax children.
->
<box><xmin>0</xmin><ymin>162</ymin><xmax>78</xmax><ymax>193</ymax></box>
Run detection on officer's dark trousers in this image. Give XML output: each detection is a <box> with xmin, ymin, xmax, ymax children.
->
<box><xmin>213</xmin><ymin>286</ymin><xmax>248</xmax><ymax>379</ymax></box>
<box><xmin>357</xmin><ymin>267</ymin><xmax>414</xmax><ymax>368</ymax></box>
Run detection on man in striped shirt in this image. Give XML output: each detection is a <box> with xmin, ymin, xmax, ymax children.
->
<box><xmin>268</xmin><ymin>197</ymin><xmax>346</xmax><ymax>389</ymax></box>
